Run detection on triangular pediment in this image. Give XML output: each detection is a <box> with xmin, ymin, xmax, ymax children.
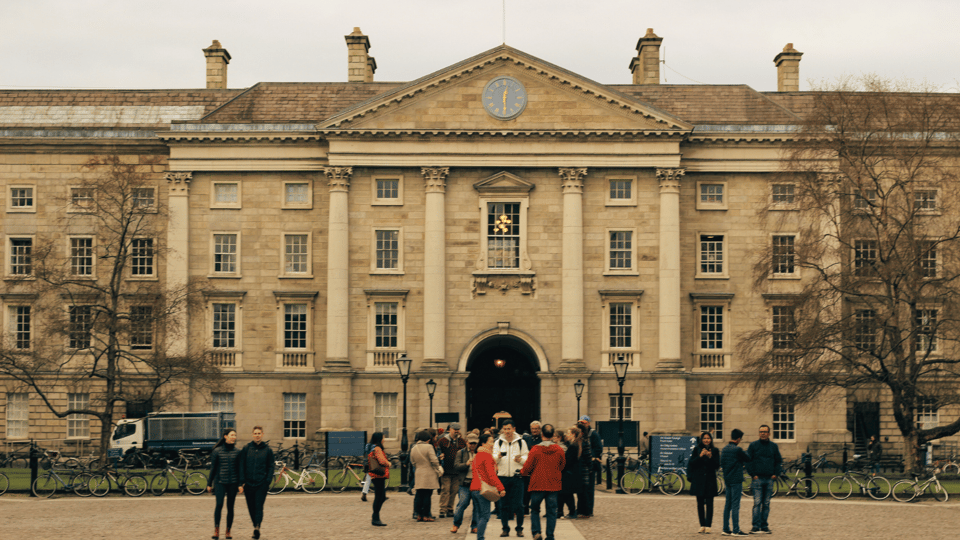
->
<box><xmin>474</xmin><ymin>171</ymin><xmax>534</xmax><ymax>194</ymax></box>
<box><xmin>319</xmin><ymin>45</ymin><xmax>692</xmax><ymax>135</ymax></box>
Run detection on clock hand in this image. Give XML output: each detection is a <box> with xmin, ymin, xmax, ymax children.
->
<box><xmin>502</xmin><ymin>88</ymin><xmax>508</xmax><ymax>109</ymax></box>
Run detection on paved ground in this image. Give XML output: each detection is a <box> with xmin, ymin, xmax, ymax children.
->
<box><xmin>1</xmin><ymin>489</ymin><xmax>956</xmax><ymax>539</ymax></box>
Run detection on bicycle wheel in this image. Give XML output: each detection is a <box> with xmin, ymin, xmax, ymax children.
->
<box><xmin>891</xmin><ymin>480</ymin><xmax>918</xmax><ymax>502</ymax></box>
<box><xmin>930</xmin><ymin>483</ymin><xmax>948</xmax><ymax>503</ymax></box>
<box><xmin>620</xmin><ymin>471</ymin><xmax>646</xmax><ymax>494</ymax></box>
<box><xmin>771</xmin><ymin>476</ymin><xmax>785</xmax><ymax>498</ymax></box>
<box><xmin>795</xmin><ymin>477</ymin><xmax>818</xmax><ymax>499</ymax></box>
<box><xmin>741</xmin><ymin>473</ymin><xmax>753</xmax><ymax>496</ymax></box>
<box><xmin>827</xmin><ymin>476</ymin><xmax>853</xmax><ymax>500</ymax></box>
<box><xmin>150</xmin><ymin>472</ymin><xmax>170</xmax><ymax>496</ymax></box>
<box><xmin>185</xmin><ymin>472</ymin><xmax>208</xmax><ymax>495</ymax></box>
<box><xmin>32</xmin><ymin>474</ymin><xmax>58</xmax><ymax>498</ymax></box>
<box><xmin>658</xmin><ymin>472</ymin><xmax>684</xmax><ymax>496</ymax></box>
<box><xmin>820</xmin><ymin>461</ymin><xmax>839</xmax><ymax>474</ymax></box>
<box><xmin>866</xmin><ymin>475</ymin><xmax>891</xmax><ymax>500</ymax></box>
<box><xmin>124</xmin><ymin>474</ymin><xmax>148</xmax><ymax>497</ymax></box>
<box><xmin>331</xmin><ymin>469</ymin><xmax>351</xmax><ymax>493</ymax></box>
<box><xmin>716</xmin><ymin>474</ymin><xmax>725</xmax><ymax>496</ymax></box>
<box><xmin>63</xmin><ymin>457</ymin><xmax>82</xmax><ymax>469</ymax></box>
<box><xmin>0</xmin><ymin>472</ymin><xmax>8</xmax><ymax>496</ymax></box>
<box><xmin>71</xmin><ymin>472</ymin><xmax>93</xmax><ymax>497</ymax></box>
<box><xmin>89</xmin><ymin>473</ymin><xmax>112</xmax><ymax>497</ymax></box>
<box><xmin>943</xmin><ymin>463</ymin><xmax>960</xmax><ymax>475</ymax></box>
<box><xmin>300</xmin><ymin>470</ymin><xmax>327</xmax><ymax>494</ymax></box>
<box><xmin>268</xmin><ymin>471</ymin><xmax>288</xmax><ymax>494</ymax></box>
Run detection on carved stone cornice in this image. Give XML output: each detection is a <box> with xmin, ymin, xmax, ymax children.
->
<box><xmin>656</xmin><ymin>168</ymin><xmax>685</xmax><ymax>192</ymax></box>
<box><xmin>558</xmin><ymin>167</ymin><xmax>587</xmax><ymax>194</ymax></box>
<box><xmin>471</xmin><ymin>272</ymin><xmax>536</xmax><ymax>297</ymax></box>
<box><xmin>164</xmin><ymin>172</ymin><xmax>192</xmax><ymax>195</ymax></box>
<box><xmin>422</xmin><ymin>167</ymin><xmax>450</xmax><ymax>194</ymax></box>
<box><xmin>323</xmin><ymin>166</ymin><xmax>353</xmax><ymax>192</ymax></box>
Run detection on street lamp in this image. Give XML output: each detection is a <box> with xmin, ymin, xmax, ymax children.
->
<box><xmin>573</xmin><ymin>379</ymin><xmax>585</xmax><ymax>420</ymax></box>
<box><xmin>396</xmin><ymin>353</ymin><xmax>412</xmax><ymax>490</ymax></box>
<box><xmin>426</xmin><ymin>379</ymin><xmax>437</xmax><ymax>429</ymax></box>
<box><xmin>613</xmin><ymin>355</ymin><xmax>629</xmax><ymax>493</ymax></box>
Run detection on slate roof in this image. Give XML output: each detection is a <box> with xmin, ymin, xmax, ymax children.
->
<box><xmin>610</xmin><ymin>85</ymin><xmax>802</xmax><ymax>126</ymax></box>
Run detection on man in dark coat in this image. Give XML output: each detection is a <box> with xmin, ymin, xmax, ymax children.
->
<box><xmin>746</xmin><ymin>425</ymin><xmax>782</xmax><ymax>535</ymax></box>
<box><xmin>720</xmin><ymin>428</ymin><xmax>751</xmax><ymax>536</ymax></box>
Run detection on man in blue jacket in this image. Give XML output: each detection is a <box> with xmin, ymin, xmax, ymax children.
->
<box><xmin>720</xmin><ymin>429</ymin><xmax>751</xmax><ymax>536</ymax></box>
<box><xmin>745</xmin><ymin>425</ymin><xmax>781</xmax><ymax>535</ymax></box>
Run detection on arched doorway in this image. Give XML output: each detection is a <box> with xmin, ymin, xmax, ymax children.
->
<box><xmin>465</xmin><ymin>334</ymin><xmax>541</xmax><ymax>432</ymax></box>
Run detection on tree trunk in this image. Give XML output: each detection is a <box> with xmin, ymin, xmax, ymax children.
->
<box><xmin>903</xmin><ymin>431</ymin><xmax>923</xmax><ymax>475</ymax></box>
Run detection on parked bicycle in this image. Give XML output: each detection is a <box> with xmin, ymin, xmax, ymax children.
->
<box><xmin>88</xmin><ymin>464</ymin><xmax>149</xmax><ymax>497</ymax></box>
<box><xmin>268</xmin><ymin>452</ymin><xmax>326</xmax><ymax>494</ymax></box>
<box><xmin>149</xmin><ymin>450</ymin><xmax>208</xmax><ymax>496</ymax></box>
<box><xmin>326</xmin><ymin>455</ymin><xmax>370</xmax><ymax>493</ymax></box>
<box><xmin>827</xmin><ymin>467</ymin><xmax>890</xmax><ymax>500</ymax></box>
<box><xmin>31</xmin><ymin>452</ymin><xmax>94</xmax><ymax>498</ymax></box>
<box><xmin>0</xmin><ymin>470</ymin><xmax>7</xmax><ymax>496</ymax></box>
<box><xmin>773</xmin><ymin>468</ymin><xmax>818</xmax><ymax>499</ymax></box>
<box><xmin>621</xmin><ymin>460</ymin><xmax>685</xmax><ymax>495</ymax></box>
<box><xmin>892</xmin><ymin>469</ymin><xmax>948</xmax><ymax>502</ymax></box>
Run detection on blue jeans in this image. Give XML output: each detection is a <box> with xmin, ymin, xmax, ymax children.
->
<box><xmin>529</xmin><ymin>491</ymin><xmax>558</xmax><ymax>540</ymax></box>
<box><xmin>471</xmin><ymin>490</ymin><xmax>492</xmax><ymax>540</ymax></box>
<box><xmin>453</xmin><ymin>484</ymin><xmax>477</xmax><ymax>528</ymax></box>
<box><xmin>723</xmin><ymin>484</ymin><xmax>743</xmax><ymax>533</ymax></box>
<box><xmin>751</xmin><ymin>477</ymin><xmax>774</xmax><ymax>531</ymax></box>
<box><xmin>498</xmin><ymin>476</ymin><xmax>525</xmax><ymax>532</ymax></box>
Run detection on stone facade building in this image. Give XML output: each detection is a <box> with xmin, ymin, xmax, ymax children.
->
<box><xmin>0</xmin><ymin>29</ymin><xmax>956</xmax><ymax>458</ymax></box>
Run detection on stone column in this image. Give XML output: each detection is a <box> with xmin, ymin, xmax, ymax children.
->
<box><xmin>164</xmin><ymin>172</ymin><xmax>191</xmax><ymax>358</ymax></box>
<box><xmin>656</xmin><ymin>168</ymin><xmax>685</xmax><ymax>372</ymax></box>
<box><xmin>324</xmin><ymin>167</ymin><xmax>353</xmax><ymax>371</ymax></box>
<box><xmin>558</xmin><ymin>168</ymin><xmax>587</xmax><ymax>372</ymax></box>
<box><xmin>422</xmin><ymin>167</ymin><xmax>449</xmax><ymax>371</ymax></box>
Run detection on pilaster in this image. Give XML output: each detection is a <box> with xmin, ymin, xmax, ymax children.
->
<box><xmin>164</xmin><ymin>171</ymin><xmax>191</xmax><ymax>357</ymax></box>
<box><xmin>422</xmin><ymin>167</ymin><xmax>450</xmax><ymax>371</ymax></box>
<box><xmin>324</xmin><ymin>166</ymin><xmax>353</xmax><ymax>371</ymax></box>
<box><xmin>558</xmin><ymin>167</ymin><xmax>587</xmax><ymax>372</ymax></box>
<box><xmin>656</xmin><ymin>168</ymin><xmax>685</xmax><ymax>372</ymax></box>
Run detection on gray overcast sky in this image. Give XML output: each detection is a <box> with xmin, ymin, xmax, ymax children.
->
<box><xmin>3</xmin><ymin>0</ymin><xmax>959</xmax><ymax>92</ymax></box>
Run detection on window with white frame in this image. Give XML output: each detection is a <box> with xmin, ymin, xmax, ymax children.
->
<box><xmin>914</xmin><ymin>189</ymin><xmax>938</xmax><ymax>213</ymax></box>
<box><xmin>697</xmin><ymin>182</ymin><xmax>727</xmax><ymax>210</ymax></box>
<box><xmin>609</xmin><ymin>302</ymin><xmax>633</xmax><ymax>349</ymax></box>
<box><xmin>606</xmin><ymin>177</ymin><xmax>636</xmax><ymax>206</ymax></box>
<box><xmin>772</xmin><ymin>395</ymin><xmax>796</xmax><ymax>441</ymax></box>
<box><xmin>853</xmin><ymin>189</ymin><xmax>878</xmax><ymax>211</ymax></box>
<box><xmin>854</xmin><ymin>309</ymin><xmax>877</xmax><ymax>352</ymax></box>
<box><xmin>282</xmin><ymin>234</ymin><xmax>310</xmax><ymax>277</ymax></box>
<box><xmin>474</xmin><ymin>173</ymin><xmax>533</xmax><ymax>275</ymax></box>
<box><xmin>132</xmin><ymin>188</ymin><xmax>155</xmax><ymax>210</ymax></box>
<box><xmin>373</xmin><ymin>229</ymin><xmax>402</xmax><ymax>273</ymax></box>
<box><xmin>487</xmin><ymin>202</ymin><xmax>521</xmax><ymax>269</ymax></box>
<box><xmin>69</xmin><ymin>187</ymin><xmax>95</xmax><ymax>212</ymax></box>
<box><xmin>772</xmin><ymin>306</ymin><xmax>796</xmax><ymax>351</ymax></box>
<box><xmin>918</xmin><ymin>240</ymin><xmax>938</xmax><ymax>278</ymax></box>
<box><xmin>700</xmin><ymin>395</ymin><xmax>723</xmax><ymax>440</ymax></box>
<box><xmin>697</xmin><ymin>234</ymin><xmax>726</xmax><ymax>277</ymax></box>
<box><xmin>9</xmin><ymin>186</ymin><xmax>35</xmax><ymax>212</ymax></box>
<box><xmin>606</xmin><ymin>230</ymin><xmax>637</xmax><ymax>273</ymax></box>
<box><xmin>205</xmin><ymin>293</ymin><xmax>243</xmax><ymax>368</ymax></box>
<box><xmin>374</xmin><ymin>392</ymin><xmax>398</xmax><ymax>438</ymax></box>
<box><xmin>372</xmin><ymin>176</ymin><xmax>402</xmax><ymax>205</ymax></box>
<box><xmin>67</xmin><ymin>393</ymin><xmax>90</xmax><ymax>439</ymax></box>
<box><xmin>771</xmin><ymin>184</ymin><xmax>795</xmax><ymax>206</ymax></box>
<box><xmin>6</xmin><ymin>393</ymin><xmax>28</xmax><ymax>438</ymax></box>
<box><xmin>700</xmin><ymin>306</ymin><xmax>724</xmax><ymax>351</ymax></box>
<box><xmin>211</xmin><ymin>182</ymin><xmax>240</xmax><ymax>208</ymax></box>
<box><xmin>375</xmin><ymin>302</ymin><xmax>398</xmax><ymax>349</ymax></box>
<box><xmin>130</xmin><ymin>305</ymin><xmax>153</xmax><ymax>350</ymax></box>
<box><xmin>916</xmin><ymin>398</ymin><xmax>938</xmax><ymax>429</ymax></box>
<box><xmin>283</xmin><ymin>393</ymin><xmax>306</xmax><ymax>438</ymax></box>
<box><xmin>914</xmin><ymin>308</ymin><xmax>938</xmax><ymax>353</ymax></box>
<box><xmin>854</xmin><ymin>240</ymin><xmax>878</xmax><ymax>277</ymax></box>
<box><xmin>282</xmin><ymin>181</ymin><xmax>312</xmax><ymax>209</ymax></box>
<box><xmin>599</xmin><ymin>290</ymin><xmax>642</xmax><ymax>370</ymax></box>
<box><xmin>69</xmin><ymin>305</ymin><xmax>93</xmax><ymax>350</ymax></box>
<box><xmin>772</xmin><ymin>235</ymin><xmax>797</xmax><ymax>276</ymax></box>
<box><xmin>365</xmin><ymin>290</ymin><xmax>407</xmax><ymax>369</ymax></box>
<box><xmin>608</xmin><ymin>394</ymin><xmax>633</xmax><ymax>420</ymax></box>
<box><xmin>212</xmin><ymin>303</ymin><xmax>237</xmax><ymax>349</ymax></box>
<box><xmin>8</xmin><ymin>237</ymin><xmax>33</xmax><ymax>276</ymax></box>
<box><xmin>69</xmin><ymin>237</ymin><xmax>94</xmax><ymax>277</ymax></box>
<box><xmin>212</xmin><ymin>233</ymin><xmax>239</xmax><ymax>275</ymax></box>
<box><xmin>131</xmin><ymin>238</ymin><xmax>154</xmax><ymax>277</ymax></box>
<box><xmin>9</xmin><ymin>305</ymin><xmax>31</xmax><ymax>350</ymax></box>
<box><xmin>211</xmin><ymin>392</ymin><xmax>235</xmax><ymax>412</ymax></box>
<box><xmin>283</xmin><ymin>303</ymin><xmax>308</xmax><ymax>350</ymax></box>
<box><xmin>691</xmin><ymin>293</ymin><xmax>733</xmax><ymax>369</ymax></box>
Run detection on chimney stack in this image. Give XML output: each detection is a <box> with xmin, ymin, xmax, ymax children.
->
<box><xmin>203</xmin><ymin>40</ymin><xmax>231</xmax><ymax>89</ymax></box>
<box><xmin>630</xmin><ymin>29</ymin><xmax>663</xmax><ymax>85</ymax></box>
<box><xmin>774</xmin><ymin>43</ymin><xmax>803</xmax><ymax>92</ymax></box>
<box><xmin>345</xmin><ymin>27</ymin><xmax>376</xmax><ymax>82</ymax></box>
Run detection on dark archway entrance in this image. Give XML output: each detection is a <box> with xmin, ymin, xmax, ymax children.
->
<box><xmin>465</xmin><ymin>335</ymin><xmax>540</xmax><ymax>432</ymax></box>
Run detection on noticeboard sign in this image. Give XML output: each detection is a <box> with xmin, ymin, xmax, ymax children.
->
<box><xmin>651</xmin><ymin>435</ymin><xmax>697</xmax><ymax>472</ymax></box>
<box><xmin>595</xmin><ymin>421</ymin><xmax>640</xmax><ymax>448</ymax></box>
<box><xmin>326</xmin><ymin>431</ymin><xmax>368</xmax><ymax>457</ymax></box>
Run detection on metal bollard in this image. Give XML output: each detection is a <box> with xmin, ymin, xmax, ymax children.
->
<box><xmin>29</xmin><ymin>440</ymin><xmax>39</xmax><ymax>497</ymax></box>
<box><xmin>293</xmin><ymin>442</ymin><xmax>300</xmax><ymax>470</ymax></box>
<box><xmin>802</xmin><ymin>452</ymin><xmax>813</xmax><ymax>497</ymax></box>
<box><xmin>605</xmin><ymin>457</ymin><xmax>613</xmax><ymax>490</ymax></box>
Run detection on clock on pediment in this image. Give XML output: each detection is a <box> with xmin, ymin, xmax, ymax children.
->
<box><xmin>482</xmin><ymin>76</ymin><xmax>528</xmax><ymax>120</ymax></box>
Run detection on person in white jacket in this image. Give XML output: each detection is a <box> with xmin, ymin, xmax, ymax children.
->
<box><xmin>493</xmin><ymin>420</ymin><xmax>529</xmax><ymax>537</ymax></box>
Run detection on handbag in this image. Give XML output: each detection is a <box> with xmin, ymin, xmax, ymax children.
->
<box><xmin>480</xmin><ymin>479</ymin><xmax>501</xmax><ymax>502</ymax></box>
<box><xmin>367</xmin><ymin>451</ymin><xmax>385</xmax><ymax>475</ymax></box>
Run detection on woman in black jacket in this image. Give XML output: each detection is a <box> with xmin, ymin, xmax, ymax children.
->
<box><xmin>688</xmin><ymin>431</ymin><xmax>720</xmax><ymax>534</ymax></box>
<box><xmin>240</xmin><ymin>426</ymin><xmax>273</xmax><ymax>539</ymax></box>
<box><xmin>208</xmin><ymin>428</ymin><xmax>244</xmax><ymax>540</ymax></box>
<box><xmin>558</xmin><ymin>425</ymin><xmax>582</xmax><ymax>519</ymax></box>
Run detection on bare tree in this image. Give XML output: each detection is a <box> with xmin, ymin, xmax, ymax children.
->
<box><xmin>0</xmin><ymin>156</ymin><xmax>221</xmax><ymax>465</ymax></box>
<box><xmin>739</xmin><ymin>76</ymin><xmax>960</xmax><ymax>473</ymax></box>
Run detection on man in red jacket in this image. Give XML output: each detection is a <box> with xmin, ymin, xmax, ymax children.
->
<box><xmin>520</xmin><ymin>424</ymin><xmax>565</xmax><ymax>540</ymax></box>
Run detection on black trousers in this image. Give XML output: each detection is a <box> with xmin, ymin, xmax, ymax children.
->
<box><xmin>558</xmin><ymin>492</ymin><xmax>576</xmax><ymax>517</ymax></box>
<box><xmin>414</xmin><ymin>488</ymin><xmax>433</xmax><ymax>518</ymax></box>
<box><xmin>696</xmin><ymin>495</ymin><xmax>715</xmax><ymax>527</ymax></box>
<box><xmin>243</xmin><ymin>482</ymin><xmax>269</xmax><ymax>528</ymax></box>
<box><xmin>214</xmin><ymin>482</ymin><xmax>239</xmax><ymax>529</ymax></box>
<box><xmin>372</xmin><ymin>478</ymin><xmax>387</xmax><ymax>520</ymax></box>
<box><xmin>576</xmin><ymin>471</ymin><xmax>595</xmax><ymax>516</ymax></box>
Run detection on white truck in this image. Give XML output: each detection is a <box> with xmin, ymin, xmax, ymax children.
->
<box><xmin>109</xmin><ymin>411</ymin><xmax>236</xmax><ymax>460</ymax></box>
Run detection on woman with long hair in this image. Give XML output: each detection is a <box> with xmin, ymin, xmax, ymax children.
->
<box><xmin>208</xmin><ymin>428</ymin><xmax>244</xmax><ymax>540</ymax></box>
<box><xmin>558</xmin><ymin>425</ymin><xmax>583</xmax><ymax>519</ymax></box>
<box><xmin>689</xmin><ymin>431</ymin><xmax>721</xmax><ymax>534</ymax></box>
<box><xmin>367</xmin><ymin>432</ymin><xmax>391</xmax><ymax>527</ymax></box>
<box><xmin>470</xmin><ymin>433</ymin><xmax>506</xmax><ymax>540</ymax></box>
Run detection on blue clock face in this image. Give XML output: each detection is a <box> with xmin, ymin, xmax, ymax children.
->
<box><xmin>482</xmin><ymin>76</ymin><xmax>528</xmax><ymax>120</ymax></box>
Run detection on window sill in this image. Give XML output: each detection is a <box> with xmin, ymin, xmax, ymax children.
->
<box><xmin>605</xmin><ymin>201</ymin><xmax>637</xmax><ymax>207</ymax></box>
<box><xmin>127</xmin><ymin>276</ymin><xmax>159</xmax><ymax>282</ymax></box>
<box><xmin>7</xmin><ymin>208</ymin><xmax>36</xmax><ymax>213</ymax></box>
<box><xmin>372</xmin><ymin>200</ymin><xmax>403</xmax><ymax>206</ymax></box>
<box><xmin>210</xmin><ymin>205</ymin><xmax>242</xmax><ymax>210</ymax></box>
<box><xmin>769</xmin><ymin>274</ymin><xmax>801</xmax><ymax>280</ymax></box>
<box><xmin>4</xmin><ymin>276</ymin><xmax>36</xmax><ymax>281</ymax></box>
<box><xmin>769</xmin><ymin>206</ymin><xmax>798</xmax><ymax>211</ymax></box>
<box><xmin>696</xmin><ymin>205</ymin><xmax>728</xmax><ymax>211</ymax></box>
<box><xmin>278</xmin><ymin>274</ymin><xmax>314</xmax><ymax>279</ymax></box>
<box><xmin>695</xmin><ymin>274</ymin><xmax>729</xmax><ymax>280</ymax></box>
<box><xmin>281</xmin><ymin>205</ymin><xmax>313</xmax><ymax>210</ymax></box>
<box><xmin>603</xmin><ymin>270</ymin><xmax>639</xmax><ymax>277</ymax></box>
<box><xmin>207</xmin><ymin>274</ymin><xmax>242</xmax><ymax>279</ymax></box>
<box><xmin>370</xmin><ymin>270</ymin><xmax>404</xmax><ymax>275</ymax></box>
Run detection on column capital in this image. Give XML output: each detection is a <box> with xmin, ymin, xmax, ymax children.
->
<box><xmin>558</xmin><ymin>167</ymin><xmax>587</xmax><ymax>194</ymax></box>
<box><xmin>164</xmin><ymin>172</ymin><xmax>192</xmax><ymax>195</ymax></box>
<box><xmin>421</xmin><ymin>166</ymin><xmax>449</xmax><ymax>193</ymax></box>
<box><xmin>323</xmin><ymin>166</ymin><xmax>353</xmax><ymax>192</ymax></box>
<box><xmin>656</xmin><ymin>168</ymin><xmax>685</xmax><ymax>192</ymax></box>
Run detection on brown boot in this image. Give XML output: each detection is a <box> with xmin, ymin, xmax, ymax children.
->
<box><xmin>211</xmin><ymin>527</ymin><xmax>219</xmax><ymax>540</ymax></box>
